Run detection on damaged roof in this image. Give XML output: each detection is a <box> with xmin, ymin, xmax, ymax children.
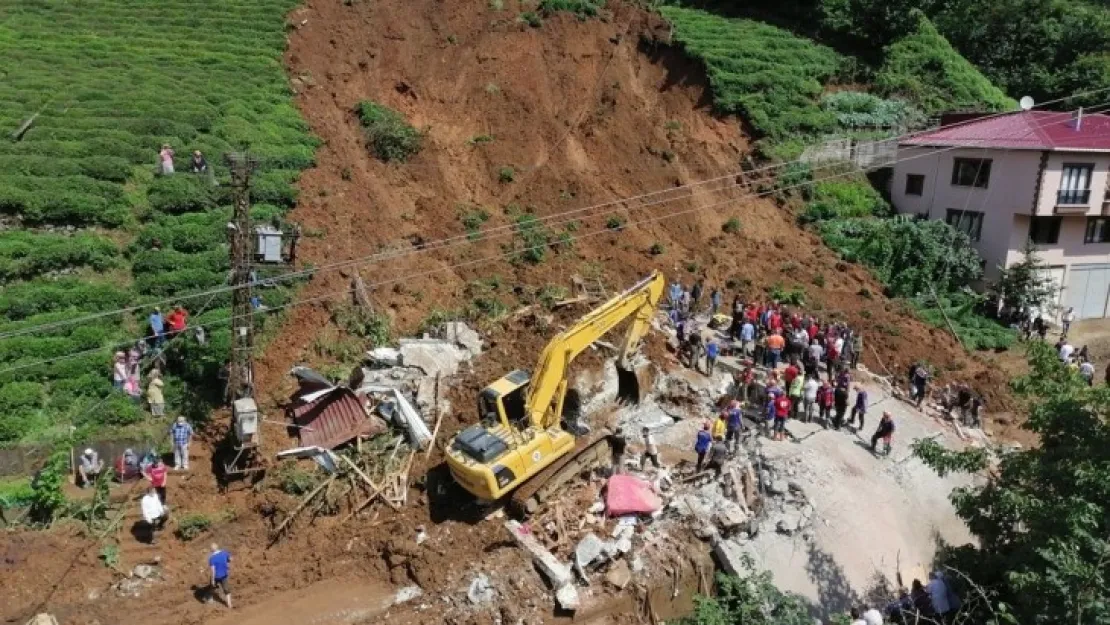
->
<box><xmin>290</xmin><ymin>387</ymin><xmax>386</xmax><ymax>450</ymax></box>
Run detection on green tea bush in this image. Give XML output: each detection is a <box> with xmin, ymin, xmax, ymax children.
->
<box><xmin>130</xmin><ymin>249</ymin><xmax>229</xmax><ymax>277</ymax></box>
<box><xmin>0</xmin><ymin>281</ymin><xmax>130</xmax><ymax>320</ymax></box>
<box><xmin>660</xmin><ymin>7</ymin><xmax>843</xmax><ymax>141</ymax></box>
<box><xmin>355</xmin><ymin>101</ymin><xmax>423</xmax><ymax>162</ymax></box>
<box><xmin>0</xmin><ymin>232</ymin><xmax>120</xmax><ymax>282</ymax></box>
<box><xmin>147</xmin><ymin>176</ymin><xmax>217</xmax><ymax>214</ymax></box>
<box><xmin>875</xmin><ymin>11</ymin><xmax>1015</xmax><ymax>115</ymax></box>
<box><xmin>134</xmin><ymin>268</ymin><xmax>227</xmax><ymax>297</ymax></box>
<box><xmin>0</xmin><ymin>155</ymin><xmax>131</xmax><ymax>183</ymax></box>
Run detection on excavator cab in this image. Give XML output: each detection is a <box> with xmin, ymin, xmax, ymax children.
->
<box><xmin>478</xmin><ymin>370</ymin><xmax>531</xmax><ymax>428</ymax></box>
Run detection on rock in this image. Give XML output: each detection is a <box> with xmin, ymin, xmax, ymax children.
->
<box><xmin>768</xmin><ymin>480</ymin><xmax>789</xmax><ymax>496</ymax></box>
<box><xmin>611</xmin><ymin>522</ymin><xmax>635</xmax><ymax>540</ymax></box>
<box><xmin>614</xmin><ymin>537</ymin><xmax>632</xmax><ymax>555</ymax></box>
<box><xmin>787</xmin><ymin>480</ymin><xmax>805</xmax><ymax>495</ymax></box>
<box><xmin>631</xmin><ymin>556</ymin><xmax>644</xmax><ymax>573</ymax></box>
<box><xmin>399</xmin><ymin>339</ymin><xmax>466</xmax><ymax>377</ymax></box>
<box><xmin>605</xmin><ymin>560</ymin><xmax>633</xmax><ymax>590</ymax></box>
<box><xmin>367</xmin><ymin>347</ymin><xmax>402</xmax><ymax>367</ymax></box>
<box><xmin>776</xmin><ymin>512</ymin><xmax>802</xmax><ymax>535</ymax></box>
<box><xmin>467</xmin><ymin>573</ymin><xmax>495</xmax><ymax>604</ymax></box>
<box><xmin>713</xmin><ymin>539</ymin><xmax>747</xmax><ymax>576</ymax></box>
<box><xmin>587</xmin><ymin>501</ymin><xmax>605</xmax><ymax>514</ymax></box>
<box><xmin>132</xmin><ymin>564</ymin><xmax>156</xmax><ymax>580</ymax></box>
<box><xmin>574</xmin><ymin>533</ymin><xmax>606</xmax><ymax>571</ymax></box>
<box><xmin>759</xmin><ymin>470</ymin><xmax>773</xmax><ymax>486</ymax></box>
<box><xmin>26</xmin><ymin>615</ymin><xmax>58</xmax><ymax>625</ymax></box>
<box><xmin>555</xmin><ymin>584</ymin><xmax>580</xmax><ymax>611</ymax></box>
<box><xmin>694</xmin><ymin>524</ymin><xmax>719</xmax><ymax>541</ymax></box>
<box><xmin>715</xmin><ymin>503</ymin><xmax>749</xmax><ymax>531</ymax></box>
<box><xmin>115</xmin><ymin>578</ymin><xmax>144</xmax><ymax>597</ymax></box>
<box><xmin>394</xmin><ymin>585</ymin><xmax>423</xmax><ymax>604</ymax></box>
<box><xmin>442</xmin><ymin>321</ymin><xmax>483</xmax><ymax>357</ymax></box>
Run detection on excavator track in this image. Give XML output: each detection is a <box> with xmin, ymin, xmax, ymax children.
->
<box><xmin>509</xmin><ymin>431</ymin><xmax>613</xmax><ymax>516</ymax></box>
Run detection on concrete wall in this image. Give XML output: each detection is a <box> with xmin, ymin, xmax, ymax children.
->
<box><xmin>891</xmin><ymin>146</ymin><xmax>1042</xmax><ymax>279</ymax></box>
<box><xmin>1035</xmin><ymin>151</ymin><xmax>1110</xmax><ymax>216</ymax></box>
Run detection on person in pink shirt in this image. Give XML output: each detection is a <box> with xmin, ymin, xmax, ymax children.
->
<box><xmin>159</xmin><ymin>144</ymin><xmax>175</xmax><ymax>175</ymax></box>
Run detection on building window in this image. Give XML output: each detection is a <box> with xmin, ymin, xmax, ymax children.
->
<box><xmin>905</xmin><ymin>174</ymin><xmax>925</xmax><ymax>196</ymax></box>
<box><xmin>1029</xmin><ymin>216</ymin><xmax>1062</xmax><ymax>245</ymax></box>
<box><xmin>1058</xmin><ymin>163</ymin><xmax>1094</xmax><ymax>205</ymax></box>
<box><xmin>951</xmin><ymin>157</ymin><xmax>992</xmax><ymax>188</ymax></box>
<box><xmin>945</xmin><ymin>209</ymin><xmax>984</xmax><ymax>242</ymax></box>
<box><xmin>1085</xmin><ymin>217</ymin><xmax>1110</xmax><ymax>244</ymax></box>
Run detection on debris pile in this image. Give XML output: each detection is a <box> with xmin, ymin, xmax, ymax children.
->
<box><xmin>112</xmin><ymin>561</ymin><xmax>163</xmax><ymax>598</ymax></box>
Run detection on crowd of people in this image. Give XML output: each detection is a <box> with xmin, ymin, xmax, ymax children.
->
<box><xmin>664</xmin><ymin>277</ymin><xmax>899</xmax><ymax>459</ymax></box>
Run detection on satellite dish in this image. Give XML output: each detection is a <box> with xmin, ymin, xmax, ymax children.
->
<box><xmin>1019</xmin><ymin>96</ymin><xmax>1035</xmax><ymax>111</ymax></box>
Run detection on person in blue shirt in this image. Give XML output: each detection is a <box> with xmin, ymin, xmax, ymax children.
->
<box><xmin>208</xmin><ymin>543</ymin><xmax>232</xmax><ymax>608</ymax></box>
<box><xmin>705</xmin><ymin>340</ymin><xmax>719</xmax><ymax>375</ymax></box>
<box><xmin>709</xmin><ymin>288</ymin><xmax>721</xmax><ymax>316</ymax></box>
<box><xmin>148</xmin><ymin>307</ymin><xmax>165</xmax><ymax>347</ymax></box>
<box><xmin>726</xmin><ymin>401</ymin><xmax>744</xmax><ymax>452</ymax></box>
<box><xmin>849</xmin><ymin>386</ymin><xmax>869</xmax><ymax>431</ymax></box>
<box><xmin>694</xmin><ymin>423</ymin><xmax>712</xmax><ymax>472</ymax></box>
<box><xmin>668</xmin><ymin>281</ymin><xmax>683</xmax><ymax>310</ymax></box>
<box><xmin>764</xmin><ymin>395</ymin><xmax>776</xmax><ymax>437</ymax></box>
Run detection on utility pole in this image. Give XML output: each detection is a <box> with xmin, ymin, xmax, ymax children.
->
<box><xmin>225</xmin><ymin>152</ymin><xmax>260</xmax><ymax>402</ymax></box>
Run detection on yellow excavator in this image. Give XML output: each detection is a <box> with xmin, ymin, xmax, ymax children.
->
<box><xmin>445</xmin><ymin>271</ymin><xmax>665</xmax><ymax>513</ymax></box>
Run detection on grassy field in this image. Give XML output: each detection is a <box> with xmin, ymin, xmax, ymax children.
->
<box><xmin>0</xmin><ymin>0</ymin><xmax>316</xmax><ymax>444</ymax></box>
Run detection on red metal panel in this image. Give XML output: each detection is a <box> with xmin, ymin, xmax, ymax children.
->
<box><xmin>291</xmin><ymin>388</ymin><xmax>385</xmax><ymax>450</ymax></box>
<box><xmin>903</xmin><ymin>111</ymin><xmax>1110</xmax><ymax>151</ymax></box>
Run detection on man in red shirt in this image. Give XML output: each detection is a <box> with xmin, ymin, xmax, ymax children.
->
<box><xmin>144</xmin><ymin>456</ymin><xmax>169</xmax><ymax>504</ymax></box>
<box><xmin>783</xmin><ymin>361</ymin><xmax>800</xmax><ymax>387</ymax></box>
<box><xmin>773</xmin><ymin>393</ymin><xmax>792</xmax><ymax>441</ymax></box>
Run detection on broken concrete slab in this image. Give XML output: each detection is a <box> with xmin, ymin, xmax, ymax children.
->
<box><xmin>467</xmin><ymin>573</ymin><xmax>495</xmax><ymax>604</ymax></box>
<box><xmin>574</xmin><ymin>532</ymin><xmax>606</xmax><ymax>572</ymax></box>
<box><xmin>504</xmin><ymin>521</ymin><xmax>574</xmax><ymax>590</ymax></box>
<box><xmin>715</xmin><ymin>503</ymin><xmax>749</xmax><ymax>531</ymax></box>
<box><xmin>398</xmin><ymin>339</ymin><xmax>466</xmax><ymax>377</ymax></box>
<box><xmin>361</xmin><ymin>385</ymin><xmax>432</xmax><ymax>448</ymax></box>
<box><xmin>776</xmin><ymin>511</ymin><xmax>803</xmax><ymax>535</ymax></box>
<box><xmin>441</xmin><ymin>321</ymin><xmax>483</xmax><ymax>358</ymax></box>
<box><xmin>367</xmin><ymin>347</ymin><xmax>402</xmax><ymax>367</ymax></box>
<box><xmin>555</xmin><ymin>584</ymin><xmax>580</xmax><ymax>611</ymax></box>
<box><xmin>713</xmin><ymin>538</ymin><xmax>748</xmax><ymax>576</ymax></box>
<box><xmin>605</xmin><ymin>560</ymin><xmax>633</xmax><ymax>590</ymax></box>
<box><xmin>393</xmin><ymin>585</ymin><xmax>423</xmax><ymax>605</ymax></box>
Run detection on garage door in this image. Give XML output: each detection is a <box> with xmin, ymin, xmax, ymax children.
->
<box><xmin>1064</xmin><ymin>264</ymin><xmax>1110</xmax><ymax>319</ymax></box>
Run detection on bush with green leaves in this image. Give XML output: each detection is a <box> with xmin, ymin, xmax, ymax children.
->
<box><xmin>800</xmin><ymin>179</ymin><xmax>890</xmax><ymax>223</ymax></box>
<box><xmin>681</xmin><ymin>555</ymin><xmax>811</xmax><ymax>625</ymax></box>
<box><xmin>355</xmin><ymin>101</ymin><xmax>423</xmax><ymax>162</ymax></box>
<box><xmin>875</xmin><ymin>11</ymin><xmax>1015</xmax><ymax>115</ymax></box>
<box><xmin>510</xmin><ymin>212</ymin><xmax>552</xmax><ymax>265</ymax></box>
<box><xmin>0</xmin><ymin>280</ymin><xmax>131</xmax><ymax>320</ymax></box>
<box><xmin>28</xmin><ymin>451</ymin><xmax>67</xmax><ymax>525</ymax></box>
<box><xmin>147</xmin><ymin>175</ymin><xmax>217</xmax><ymax>214</ymax></box>
<box><xmin>912</xmin><ymin>341</ymin><xmax>1110</xmax><ymax>624</ymax></box>
<box><xmin>722</xmin><ymin>218</ymin><xmax>742</xmax><ymax>234</ymax></box>
<box><xmin>819</xmin><ymin>90</ymin><xmax>925</xmax><ymax>129</ymax></box>
<box><xmin>175</xmin><ymin>512</ymin><xmax>213</xmax><ymax>541</ymax></box>
<box><xmin>539</xmin><ymin>0</ymin><xmax>605</xmax><ymax>18</ymax></box>
<box><xmin>0</xmin><ymin>231</ymin><xmax>120</xmax><ymax>282</ymax></box>
<box><xmin>912</xmin><ymin>292</ymin><xmax>1015</xmax><ymax>351</ymax></box>
<box><xmin>660</xmin><ymin>6</ymin><xmax>844</xmax><ymax>141</ymax></box>
<box><xmin>819</xmin><ymin>217</ymin><xmax>982</xmax><ymax>297</ymax></box>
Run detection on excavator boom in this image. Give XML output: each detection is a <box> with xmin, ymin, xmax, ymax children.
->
<box><xmin>444</xmin><ymin>271</ymin><xmax>666</xmax><ymax>507</ymax></box>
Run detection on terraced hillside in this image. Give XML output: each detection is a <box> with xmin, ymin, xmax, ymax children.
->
<box><xmin>0</xmin><ymin>0</ymin><xmax>315</xmax><ymax>442</ymax></box>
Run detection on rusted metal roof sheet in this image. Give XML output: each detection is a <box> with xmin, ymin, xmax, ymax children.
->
<box><xmin>291</xmin><ymin>387</ymin><xmax>386</xmax><ymax>450</ymax></box>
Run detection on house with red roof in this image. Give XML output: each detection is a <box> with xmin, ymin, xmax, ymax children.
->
<box><xmin>893</xmin><ymin>109</ymin><xmax>1110</xmax><ymax>318</ymax></box>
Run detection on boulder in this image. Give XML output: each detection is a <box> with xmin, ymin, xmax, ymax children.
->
<box><xmin>768</xmin><ymin>479</ymin><xmax>789</xmax><ymax>496</ymax></box>
<box><xmin>399</xmin><ymin>339</ymin><xmax>466</xmax><ymax>377</ymax></box>
<box><xmin>776</xmin><ymin>511</ymin><xmax>802</xmax><ymax>535</ymax></box>
<box><xmin>467</xmin><ymin>573</ymin><xmax>495</xmax><ymax>604</ymax></box>
<box><xmin>367</xmin><ymin>347</ymin><xmax>402</xmax><ymax>367</ymax></box>
<box><xmin>575</xmin><ymin>532</ymin><xmax>607</xmax><ymax>572</ymax></box>
<box><xmin>713</xmin><ymin>539</ymin><xmax>748</xmax><ymax>576</ymax></box>
<box><xmin>555</xmin><ymin>584</ymin><xmax>580</xmax><ymax>611</ymax></box>
<box><xmin>605</xmin><ymin>560</ymin><xmax>633</xmax><ymax>590</ymax></box>
<box><xmin>442</xmin><ymin>321</ymin><xmax>483</xmax><ymax>357</ymax></box>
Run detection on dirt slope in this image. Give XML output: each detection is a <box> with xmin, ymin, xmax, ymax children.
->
<box><xmin>2</xmin><ymin>2</ymin><xmax>1022</xmax><ymax>624</ymax></box>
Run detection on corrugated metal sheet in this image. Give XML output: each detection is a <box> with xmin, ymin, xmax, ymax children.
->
<box><xmin>902</xmin><ymin>111</ymin><xmax>1110</xmax><ymax>151</ymax></box>
<box><xmin>291</xmin><ymin>387</ymin><xmax>386</xmax><ymax>450</ymax></box>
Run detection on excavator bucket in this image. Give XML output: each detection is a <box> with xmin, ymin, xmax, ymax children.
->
<box><xmin>616</xmin><ymin>364</ymin><xmax>654</xmax><ymax>405</ymax></box>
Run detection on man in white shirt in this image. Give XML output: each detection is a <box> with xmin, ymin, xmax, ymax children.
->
<box><xmin>1059</xmin><ymin>340</ymin><xmax>1075</xmax><ymax>363</ymax></box>
<box><xmin>141</xmin><ymin>487</ymin><xmax>167</xmax><ymax>545</ymax></box>
<box><xmin>849</xmin><ymin>608</ymin><xmax>866</xmax><ymax>625</ymax></box>
<box><xmin>802</xmin><ymin>376</ymin><xmax>820</xmax><ymax>422</ymax></box>
<box><xmin>862</xmin><ymin>607</ymin><xmax>883</xmax><ymax>625</ymax></box>
<box><xmin>639</xmin><ymin>427</ymin><xmax>661</xmax><ymax>469</ymax></box>
<box><xmin>1062</xmin><ymin>306</ymin><xmax>1075</xmax><ymax>338</ymax></box>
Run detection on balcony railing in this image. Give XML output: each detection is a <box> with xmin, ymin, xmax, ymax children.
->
<box><xmin>1057</xmin><ymin>189</ymin><xmax>1092</xmax><ymax>205</ymax></box>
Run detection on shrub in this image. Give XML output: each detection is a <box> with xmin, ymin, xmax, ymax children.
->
<box><xmin>800</xmin><ymin>180</ymin><xmax>890</xmax><ymax>223</ymax></box>
<box><xmin>459</xmin><ymin>206</ymin><xmax>491</xmax><ymax>239</ymax></box>
<box><xmin>175</xmin><ymin>512</ymin><xmax>212</xmax><ymax>541</ymax></box>
<box><xmin>511</xmin><ymin>212</ymin><xmax>551</xmax><ymax>264</ymax></box>
<box><xmin>355</xmin><ymin>101</ymin><xmax>423</xmax><ymax>162</ymax></box>
<box><xmin>467</xmin><ymin>135</ymin><xmax>494</xmax><ymax>145</ymax></box>
<box><xmin>819</xmin><ymin>217</ymin><xmax>983</xmax><ymax>297</ymax></box>
<box><xmin>606</xmin><ymin>215</ymin><xmax>625</xmax><ymax>230</ymax></box>
<box><xmin>874</xmin><ymin>11</ymin><xmax>1015</xmax><ymax>115</ymax></box>
<box><xmin>768</xmin><ymin>282</ymin><xmax>806</xmax><ymax>306</ymax></box>
<box><xmin>539</xmin><ymin>0</ymin><xmax>605</xmax><ymax>18</ymax></box>
<box><xmin>913</xmin><ymin>293</ymin><xmax>1015</xmax><ymax>351</ymax></box>
<box><xmin>819</xmin><ymin>91</ymin><xmax>925</xmax><ymax>129</ymax></box>
<box><xmin>812</xmin><ymin>274</ymin><xmax>826</xmax><ymax>287</ymax></box>
<box><xmin>0</xmin><ymin>231</ymin><xmax>120</xmax><ymax>282</ymax></box>
<box><xmin>498</xmin><ymin>166</ymin><xmax>516</xmax><ymax>183</ymax></box>
<box><xmin>332</xmin><ymin>305</ymin><xmax>391</xmax><ymax>347</ymax></box>
<box><xmin>649</xmin><ymin>242</ymin><xmax>665</xmax><ymax>255</ymax></box>
<box><xmin>722</xmin><ymin>218</ymin><xmax>742</xmax><ymax>234</ymax></box>
<box><xmin>276</xmin><ymin>463</ymin><xmax>319</xmax><ymax>495</ymax></box>
<box><xmin>519</xmin><ymin>11</ymin><xmax>543</xmax><ymax>27</ymax></box>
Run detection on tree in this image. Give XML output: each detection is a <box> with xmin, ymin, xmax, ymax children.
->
<box><xmin>913</xmin><ymin>341</ymin><xmax>1110</xmax><ymax>624</ymax></box>
<box><xmin>682</xmin><ymin>554</ymin><xmax>813</xmax><ymax>625</ymax></box>
<box><xmin>993</xmin><ymin>242</ymin><xmax>1059</xmax><ymax>318</ymax></box>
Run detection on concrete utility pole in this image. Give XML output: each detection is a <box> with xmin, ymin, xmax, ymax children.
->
<box><xmin>225</xmin><ymin>152</ymin><xmax>260</xmax><ymax>402</ymax></box>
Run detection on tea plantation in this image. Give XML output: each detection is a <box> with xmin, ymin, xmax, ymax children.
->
<box><xmin>0</xmin><ymin>0</ymin><xmax>316</xmax><ymax>443</ymax></box>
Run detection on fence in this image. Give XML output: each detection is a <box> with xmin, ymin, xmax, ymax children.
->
<box><xmin>800</xmin><ymin>136</ymin><xmax>899</xmax><ymax>169</ymax></box>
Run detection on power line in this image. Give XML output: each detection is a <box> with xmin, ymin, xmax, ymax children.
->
<box><xmin>6</xmin><ymin>103</ymin><xmax>1108</xmax><ymax>378</ymax></box>
<box><xmin>4</xmin><ymin>86</ymin><xmax>1108</xmax><ymax>341</ymax></box>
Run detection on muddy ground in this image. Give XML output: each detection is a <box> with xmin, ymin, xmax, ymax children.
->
<box><xmin>2</xmin><ymin>1</ymin><xmax>1030</xmax><ymax>623</ymax></box>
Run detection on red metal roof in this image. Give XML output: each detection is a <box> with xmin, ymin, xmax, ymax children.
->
<box><xmin>902</xmin><ymin>111</ymin><xmax>1110</xmax><ymax>151</ymax></box>
<box><xmin>291</xmin><ymin>387</ymin><xmax>386</xmax><ymax>450</ymax></box>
